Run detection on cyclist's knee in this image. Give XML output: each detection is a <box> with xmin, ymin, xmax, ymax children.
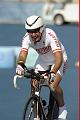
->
<box><xmin>50</xmin><ymin>86</ymin><xmax>63</xmax><ymax>99</ymax></box>
<box><xmin>55</xmin><ymin>86</ymin><xmax>63</xmax><ymax>96</ymax></box>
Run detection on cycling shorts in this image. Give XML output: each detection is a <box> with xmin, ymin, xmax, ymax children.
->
<box><xmin>34</xmin><ymin>60</ymin><xmax>68</xmax><ymax>77</ymax></box>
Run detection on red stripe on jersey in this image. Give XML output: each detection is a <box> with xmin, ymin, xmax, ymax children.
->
<box><xmin>21</xmin><ymin>48</ymin><xmax>28</xmax><ymax>52</ymax></box>
<box><xmin>48</xmin><ymin>32</ymin><xmax>56</xmax><ymax>38</ymax></box>
<box><xmin>53</xmin><ymin>49</ymin><xmax>61</xmax><ymax>53</ymax></box>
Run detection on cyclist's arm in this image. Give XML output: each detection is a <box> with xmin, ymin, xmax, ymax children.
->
<box><xmin>51</xmin><ymin>51</ymin><xmax>63</xmax><ymax>74</ymax></box>
<box><xmin>17</xmin><ymin>50</ymin><xmax>28</xmax><ymax>66</ymax></box>
<box><xmin>49</xmin><ymin>51</ymin><xmax>63</xmax><ymax>91</ymax></box>
<box><xmin>48</xmin><ymin>30</ymin><xmax>63</xmax><ymax>74</ymax></box>
<box><xmin>17</xmin><ymin>34</ymin><xmax>29</xmax><ymax>66</ymax></box>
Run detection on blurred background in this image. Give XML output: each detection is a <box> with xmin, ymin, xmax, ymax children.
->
<box><xmin>0</xmin><ymin>0</ymin><xmax>79</xmax><ymax>120</ymax></box>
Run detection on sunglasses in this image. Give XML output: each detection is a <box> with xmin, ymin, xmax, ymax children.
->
<box><xmin>27</xmin><ymin>27</ymin><xmax>40</xmax><ymax>33</ymax></box>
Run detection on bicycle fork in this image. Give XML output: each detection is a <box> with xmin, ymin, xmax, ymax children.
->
<box><xmin>34</xmin><ymin>91</ymin><xmax>40</xmax><ymax>120</ymax></box>
<box><xmin>31</xmin><ymin>90</ymin><xmax>40</xmax><ymax>119</ymax></box>
<box><xmin>34</xmin><ymin>101</ymin><xmax>40</xmax><ymax>120</ymax></box>
<box><xmin>28</xmin><ymin>97</ymin><xmax>40</xmax><ymax>120</ymax></box>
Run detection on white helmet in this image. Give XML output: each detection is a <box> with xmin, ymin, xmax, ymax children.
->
<box><xmin>25</xmin><ymin>15</ymin><xmax>44</xmax><ymax>31</ymax></box>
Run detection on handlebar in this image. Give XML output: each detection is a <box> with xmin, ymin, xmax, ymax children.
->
<box><xmin>13</xmin><ymin>67</ymin><xmax>55</xmax><ymax>89</ymax></box>
<box><xmin>13</xmin><ymin>75</ymin><xmax>23</xmax><ymax>89</ymax></box>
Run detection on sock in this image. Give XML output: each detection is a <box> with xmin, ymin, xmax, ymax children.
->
<box><xmin>58</xmin><ymin>105</ymin><xmax>67</xmax><ymax>120</ymax></box>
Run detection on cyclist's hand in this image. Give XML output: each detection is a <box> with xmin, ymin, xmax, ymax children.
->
<box><xmin>16</xmin><ymin>64</ymin><xmax>24</xmax><ymax>75</ymax></box>
<box><xmin>49</xmin><ymin>81</ymin><xmax>57</xmax><ymax>92</ymax></box>
<box><xmin>49</xmin><ymin>73</ymin><xmax>56</xmax><ymax>91</ymax></box>
<box><xmin>50</xmin><ymin>73</ymin><xmax>56</xmax><ymax>82</ymax></box>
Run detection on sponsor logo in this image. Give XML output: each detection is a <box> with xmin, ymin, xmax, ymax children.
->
<box><xmin>36</xmin><ymin>46</ymin><xmax>51</xmax><ymax>54</ymax></box>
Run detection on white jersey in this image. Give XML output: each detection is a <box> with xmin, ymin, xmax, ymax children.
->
<box><xmin>21</xmin><ymin>28</ymin><xmax>67</xmax><ymax>72</ymax></box>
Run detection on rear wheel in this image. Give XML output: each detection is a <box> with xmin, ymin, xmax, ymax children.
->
<box><xmin>54</xmin><ymin>14</ymin><xmax>64</xmax><ymax>25</ymax></box>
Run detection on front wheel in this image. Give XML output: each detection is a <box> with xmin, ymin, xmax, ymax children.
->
<box><xmin>23</xmin><ymin>96</ymin><xmax>46</xmax><ymax>120</ymax></box>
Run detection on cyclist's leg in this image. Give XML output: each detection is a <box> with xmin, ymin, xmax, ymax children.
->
<box><xmin>51</xmin><ymin>84</ymin><xmax>67</xmax><ymax>120</ymax></box>
<box><xmin>51</xmin><ymin>83</ymin><xmax>67</xmax><ymax>119</ymax></box>
<box><xmin>50</xmin><ymin>63</ymin><xmax>68</xmax><ymax>120</ymax></box>
<box><xmin>51</xmin><ymin>73</ymin><xmax>64</xmax><ymax>106</ymax></box>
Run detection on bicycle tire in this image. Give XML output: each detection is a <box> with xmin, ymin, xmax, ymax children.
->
<box><xmin>23</xmin><ymin>95</ymin><xmax>46</xmax><ymax>120</ymax></box>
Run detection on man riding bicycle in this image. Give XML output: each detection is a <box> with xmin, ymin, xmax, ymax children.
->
<box><xmin>16</xmin><ymin>15</ymin><xmax>68</xmax><ymax>120</ymax></box>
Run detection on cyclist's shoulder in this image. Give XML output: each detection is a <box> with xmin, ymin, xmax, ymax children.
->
<box><xmin>22</xmin><ymin>32</ymin><xmax>30</xmax><ymax>43</ymax></box>
<box><xmin>46</xmin><ymin>27</ymin><xmax>57</xmax><ymax>37</ymax></box>
<box><xmin>23</xmin><ymin>32</ymin><xmax>29</xmax><ymax>40</ymax></box>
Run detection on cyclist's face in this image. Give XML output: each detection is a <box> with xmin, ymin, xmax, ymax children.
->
<box><xmin>27</xmin><ymin>28</ymin><xmax>42</xmax><ymax>43</ymax></box>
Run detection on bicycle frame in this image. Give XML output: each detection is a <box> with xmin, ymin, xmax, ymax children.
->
<box><xmin>31</xmin><ymin>82</ymin><xmax>48</xmax><ymax>120</ymax></box>
<box><xmin>13</xmin><ymin>67</ymin><xmax>59</xmax><ymax>120</ymax></box>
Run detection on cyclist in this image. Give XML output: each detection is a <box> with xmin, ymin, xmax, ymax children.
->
<box><xmin>16</xmin><ymin>15</ymin><xmax>68</xmax><ymax>120</ymax></box>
